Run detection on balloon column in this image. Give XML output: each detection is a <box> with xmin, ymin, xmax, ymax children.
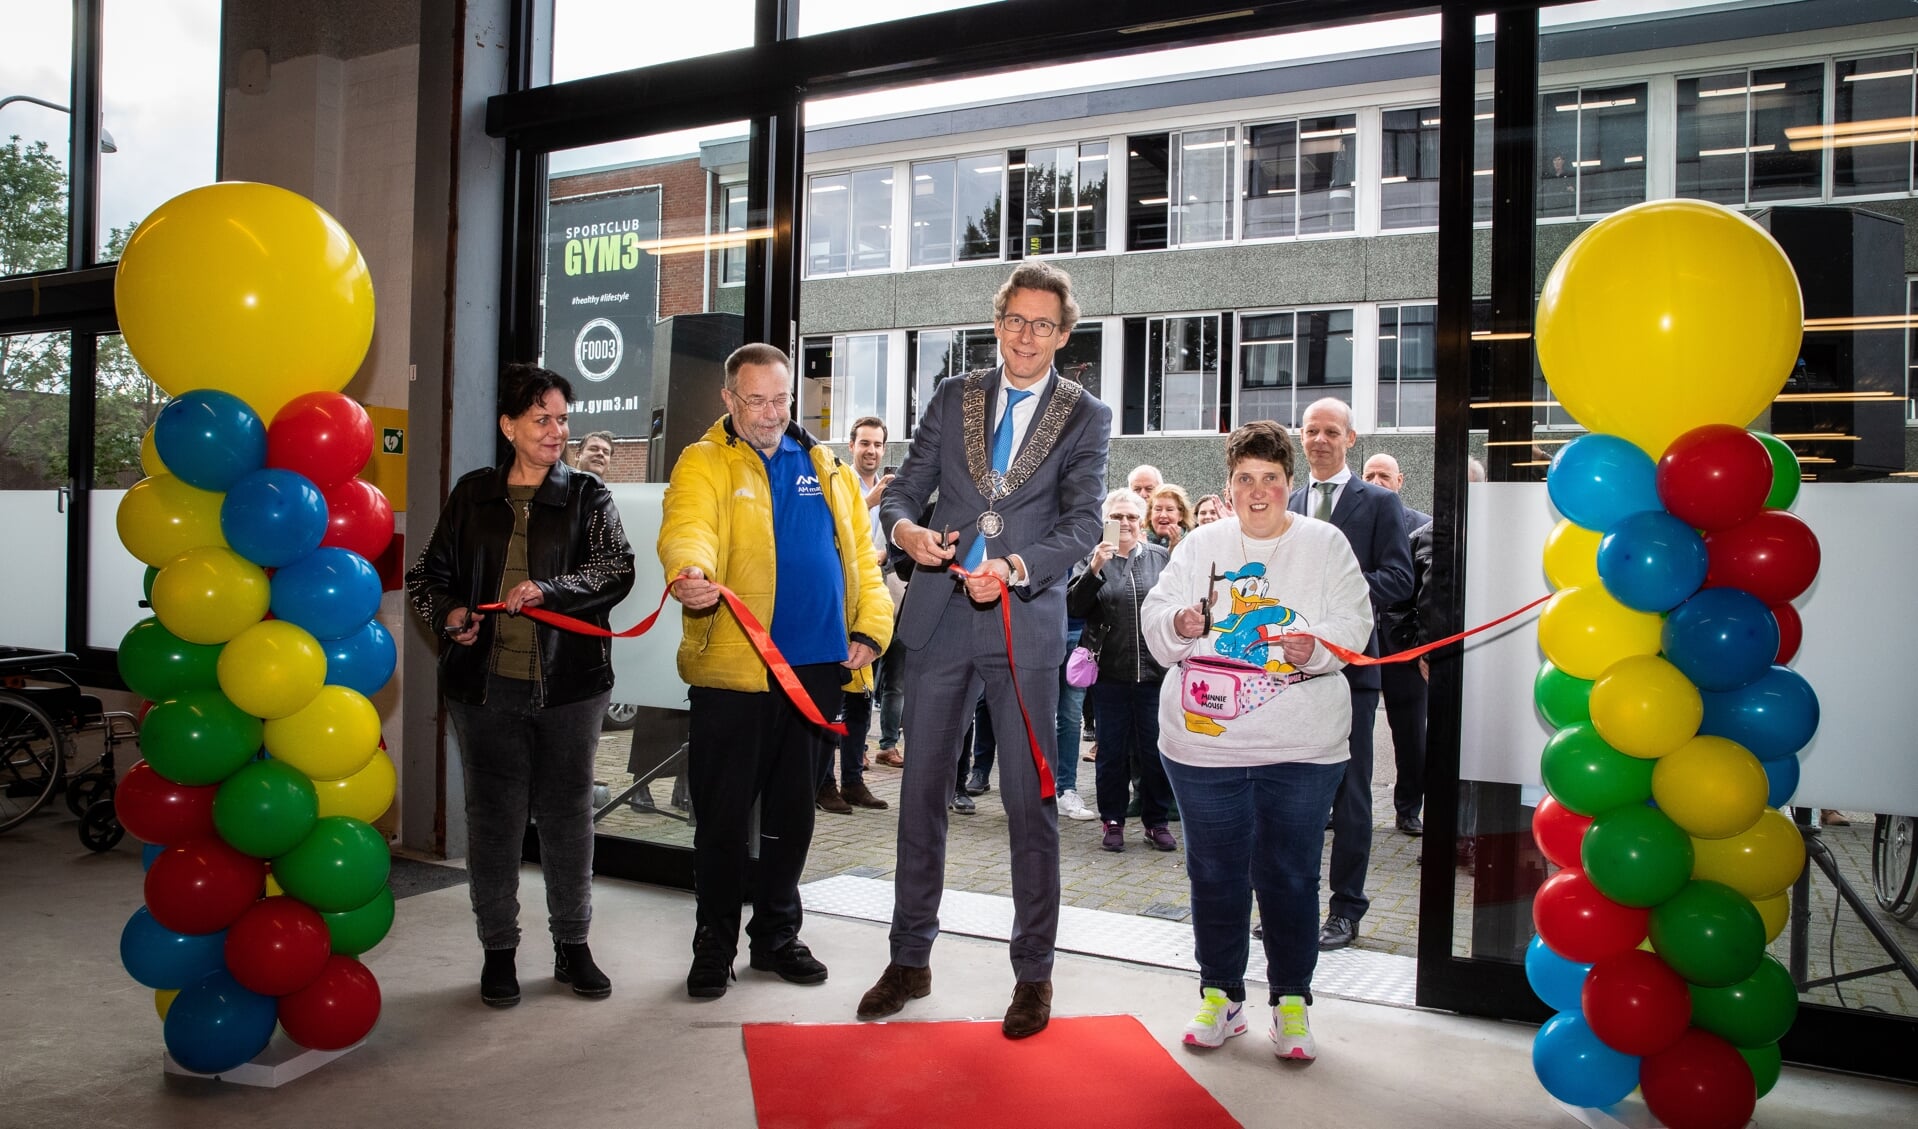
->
<box><xmin>1527</xmin><ymin>200</ymin><xmax>1815</xmax><ymax>1129</ymax></box>
<box><xmin>112</xmin><ymin>182</ymin><xmax>395</xmax><ymax>1075</ymax></box>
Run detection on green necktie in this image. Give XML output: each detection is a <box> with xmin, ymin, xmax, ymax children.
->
<box><xmin>1313</xmin><ymin>481</ymin><xmax>1336</xmax><ymax>520</ymax></box>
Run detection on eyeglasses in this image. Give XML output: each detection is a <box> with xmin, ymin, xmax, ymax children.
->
<box><xmin>729</xmin><ymin>392</ymin><xmax>792</xmax><ymax>411</ymax></box>
<box><xmin>1105</xmin><ymin>513</ymin><xmax>1140</xmax><ymax>522</ymax></box>
<box><xmin>998</xmin><ymin>314</ymin><xmax>1061</xmax><ymax>338</ymax></box>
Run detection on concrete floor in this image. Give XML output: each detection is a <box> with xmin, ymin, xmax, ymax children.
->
<box><xmin>4</xmin><ymin>816</ymin><xmax>1913</xmax><ymax>1129</ymax></box>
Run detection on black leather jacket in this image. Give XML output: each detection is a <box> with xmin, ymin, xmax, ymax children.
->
<box><xmin>1067</xmin><ymin>542</ymin><xmax>1171</xmax><ymax>684</ymax></box>
<box><xmin>406</xmin><ymin>460</ymin><xmax>636</xmax><ymax>708</ymax></box>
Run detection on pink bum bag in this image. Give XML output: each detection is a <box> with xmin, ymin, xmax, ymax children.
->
<box><xmin>1180</xmin><ymin>654</ymin><xmax>1314</xmax><ymax>720</ymax></box>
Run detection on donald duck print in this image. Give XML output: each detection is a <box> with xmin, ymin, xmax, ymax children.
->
<box><xmin>1181</xmin><ymin>561</ymin><xmax>1310</xmax><ymax>736</ymax></box>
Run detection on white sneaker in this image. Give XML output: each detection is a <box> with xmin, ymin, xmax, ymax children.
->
<box><xmin>1270</xmin><ymin>995</ymin><xmax>1316</xmax><ymax>1061</ymax></box>
<box><xmin>1182</xmin><ymin>987</ymin><xmax>1248</xmax><ymax>1048</ymax></box>
<box><xmin>1057</xmin><ymin>789</ymin><xmax>1097</xmax><ymax>821</ymax></box>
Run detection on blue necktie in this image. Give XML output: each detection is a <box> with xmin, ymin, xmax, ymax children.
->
<box><xmin>965</xmin><ymin>388</ymin><xmax>1032</xmax><ymax>570</ymax></box>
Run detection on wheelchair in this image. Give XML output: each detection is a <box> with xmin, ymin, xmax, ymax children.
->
<box><xmin>0</xmin><ymin>651</ymin><xmax>140</xmax><ymax>851</ymax></box>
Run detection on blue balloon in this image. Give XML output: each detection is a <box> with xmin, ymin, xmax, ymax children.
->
<box><xmin>1596</xmin><ymin>510</ymin><xmax>1708</xmax><ymax>612</ymax></box>
<box><xmin>1548</xmin><ymin>434</ymin><xmax>1661</xmax><ymax>532</ymax></box>
<box><xmin>271</xmin><ymin>547</ymin><xmax>382</xmax><ymax>641</ymax></box>
<box><xmin>1763</xmin><ymin>754</ymin><xmax>1800</xmax><ymax>808</ymax></box>
<box><xmin>221</xmin><ymin>468</ymin><xmax>329</xmax><ymax>568</ymax></box>
<box><xmin>324</xmin><ymin>619</ymin><xmax>397</xmax><ymax>697</ymax></box>
<box><xmin>1525</xmin><ymin>934</ymin><xmax>1593</xmax><ymax>1014</ymax></box>
<box><xmin>142</xmin><ymin>842</ymin><xmax>165</xmax><ymax>870</ymax></box>
<box><xmin>163</xmin><ymin>969</ymin><xmax>278</xmax><ymax>1075</ymax></box>
<box><xmin>153</xmin><ymin>390</ymin><xmax>266</xmax><ymax>493</ymax></box>
<box><xmin>119</xmin><ymin>906</ymin><xmax>227</xmax><ymax>990</ymax></box>
<box><xmin>1700</xmin><ymin>664</ymin><xmax>1820</xmax><ymax>762</ymax></box>
<box><xmin>1532</xmin><ymin>1012</ymin><xmax>1640</xmax><ymax>1109</ymax></box>
<box><xmin>1662</xmin><ymin>588</ymin><xmax>1780</xmax><ymax>693</ymax></box>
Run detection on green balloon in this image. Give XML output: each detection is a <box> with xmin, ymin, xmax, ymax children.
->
<box><xmin>1541</xmin><ymin>722</ymin><xmax>1654</xmax><ymax>817</ymax></box>
<box><xmin>118</xmin><ymin>617</ymin><xmax>223</xmax><ymax>703</ymax></box>
<box><xmin>143</xmin><ymin>565</ymin><xmax>159</xmax><ymax>604</ymax></box>
<box><xmin>1535</xmin><ymin>661</ymin><xmax>1595</xmax><ymax>729</ymax></box>
<box><xmin>139</xmin><ymin>690</ymin><xmax>265</xmax><ymax>786</ymax></box>
<box><xmin>213</xmin><ymin>758</ymin><xmax>318</xmax><ymax>858</ymax></box>
<box><xmin>273</xmin><ymin>815</ymin><xmax>391</xmax><ymax>913</ymax></box>
<box><xmin>1649</xmin><ymin>880</ymin><xmax>1766</xmax><ymax>988</ymax></box>
<box><xmin>1753</xmin><ymin>431</ymin><xmax>1801</xmax><ymax>510</ymax></box>
<box><xmin>1737</xmin><ymin>1041</ymin><xmax>1782</xmax><ymax>1099</ymax></box>
<box><xmin>1690</xmin><ymin>953</ymin><xmax>1798</xmax><ymax>1048</ymax></box>
<box><xmin>320</xmin><ymin>885</ymin><xmax>396</xmax><ymax>956</ymax></box>
<box><xmin>1582</xmin><ymin>803</ymin><xmax>1695</xmax><ymax>908</ymax></box>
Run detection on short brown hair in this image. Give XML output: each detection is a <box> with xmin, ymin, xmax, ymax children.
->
<box><xmin>1149</xmin><ymin>483</ymin><xmax>1195</xmax><ymax>531</ymax></box>
<box><xmin>1225</xmin><ymin>420</ymin><xmax>1296</xmax><ymax>482</ymax></box>
<box><xmin>725</xmin><ymin>342</ymin><xmax>792</xmax><ymax>388</ymax></box>
<box><xmin>993</xmin><ymin>261</ymin><xmax>1080</xmax><ymax>333</ymax></box>
<box><xmin>849</xmin><ymin>415</ymin><xmax>887</xmax><ymax>443</ymax></box>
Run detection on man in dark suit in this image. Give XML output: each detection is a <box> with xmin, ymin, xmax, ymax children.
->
<box><xmin>858</xmin><ymin>261</ymin><xmax>1111</xmax><ymax>1039</ymax></box>
<box><xmin>1362</xmin><ymin>453</ymin><xmax>1432</xmax><ymax>838</ymax></box>
<box><xmin>1290</xmin><ymin>401</ymin><xmax>1414</xmax><ymax>952</ymax></box>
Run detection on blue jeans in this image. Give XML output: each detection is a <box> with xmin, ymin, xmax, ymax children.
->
<box><xmin>875</xmin><ymin>644</ymin><xmax>905</xmax><ymax>750</ymax></box>
<box><xmin>968</xmin><ymin>698</ymin><xmax>994</xmax><ymax>784</ymax></box>
<box><xmin>1161</xmin><ymin>756</ymin><xmax>1345</xmax><ymax>1005</ymax></box>
<box><xmin>1052</xmin><ymin>627</ymin><xmax>1085</xmax><ymax>795</ymax></box>
<box><xmin>1090</xmin><ymin>679</ymin><xmax>1172</xmax><ymax>826</ymax></box>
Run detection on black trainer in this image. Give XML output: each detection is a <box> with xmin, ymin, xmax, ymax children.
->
<box><xmin>687</xmin><ymin>926</ymin><xmax>737</xmax><ymax>999</ymax></box>
<box><xmin>480</xmin><ymin>947</ymin><xmax>520</xmax><ymax>1008</ymax></box>
<box><xmin>555</xmin><ymin>941</ymin><xmax>612</xmax><ymax>999</ymax></box>
<box><xmin>749</xmin><ymin>938</ymin><xmax>829</xmax><ymax>985</ymax></box>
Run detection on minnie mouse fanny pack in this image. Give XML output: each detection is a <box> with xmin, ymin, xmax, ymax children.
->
<box><xmin>1179</xmin><ymin>654</ymin><xmax>1315</xmax><ymax>721</ymax></box>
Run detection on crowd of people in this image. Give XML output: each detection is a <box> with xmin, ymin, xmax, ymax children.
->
<box><xmin>411</xmin><ymin>260</ymin><xmax>1451</xmax><ymax>1065</ymax></box>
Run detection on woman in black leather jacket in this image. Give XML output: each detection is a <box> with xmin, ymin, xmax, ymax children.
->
<box><xmin>406</xmin><ymin>363</ymin><xmax>635</xmax><ymax>1009</ymax></box>
<box><xmin>1068</xmin><ymin>488</ymin><xmax>1177</xmax><ymax>854</ymax></box>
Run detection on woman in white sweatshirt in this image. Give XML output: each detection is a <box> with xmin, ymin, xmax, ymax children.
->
<box><xmin>1140</xmin><ymin>420</ymin><xmax>1373</xmax><ymax>1063</ymax></box>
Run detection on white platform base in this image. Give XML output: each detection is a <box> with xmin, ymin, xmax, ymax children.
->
<box><xmin>1560</xmin><ymin>1097</ymin><xmax>1675</xmax><ymax>1129</ymax></box>
<box><xmin>163</xmin><ymin>1032</ymin><xmax>360</xmax><ymax>1087</ymax></box>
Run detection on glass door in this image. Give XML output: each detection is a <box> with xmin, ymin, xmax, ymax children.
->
<box><xmin>0</xmin><ymin>331</ymin><xmax>72</xmax><ymax>652</ymax></box>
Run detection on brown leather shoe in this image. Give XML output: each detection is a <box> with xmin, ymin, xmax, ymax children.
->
<box><xmin>816</xmin><ymin>782</ymin><xmax>852</xmax><ymax>815</ymax></box>
<box><xmin>874</xmin><ymin>748</ymin><xmax>905</xmax><ymax>768</ymax></box>
<box><xmin>857</xmin><ymin>962</ymin><xmax>931</xmax><ymax>1020</ymax></box>
<box><xmin>842</xmin><ymin>779</ymin><xmax>889</xmax><ymax>810</ymax></box>
<box><xmin>1002</xmin><ymin>980</ymin><xmax>1052</xmax><ymax>1039</ymax></box>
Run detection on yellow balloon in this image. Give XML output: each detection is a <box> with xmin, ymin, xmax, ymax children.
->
<box><xmin>265</xmin><ymin>870</ymin><xmax>284</xmax><ymax>897</ymax></box>
<box><xmin>150</xmin><ymin>546</ymin><xmax>270</xmax><ymax>644</ymax></box>
<box><xmin>1589</xmin><ymin>654</ymin><xmax>1703</xmax><ymax>759</ymax></box>
<box><xmin>1753</xmin><ymin>891</ymin><xmax>1790</xmax><ymax>944</ymax></box>
<box><xmin>264</xmin><ymin>685</ymin><xmax>380</xmax><ymax>782</ymax></box>
<box><xmin>218</xmin><ymin>620</ymin><xmax>327</xmax><ymax>719</ymax></box>
<box><xmin>1536</xmin><ymin>199</ymin><xmax>1803</xmax><ymax>458</ymax></box>
<box><xmin>1536</xmin><ymin>585</ymin><xmax>1663</xmax><ymax>681</ymax></box>
<box><xmin>115</xmin><ymin>474</ymin><xmax>227</xmax><ymax>568</ymax></box>
<box><xmin>155</xmin><ymin>988</ymin><xmax>179</xmax><ymax>1020</ymax></box>
<box><xmin>141</xmin><ymin>425</ymin><xmax>167</xmax><ymax>477</ymax></box>
<box><xmin>1692</xmin><ymin>808</ymin><xmax>1807</xmax><ymax>901</ymax></box>
<box><xmin>114</xmin><ymin>182</ymin><xmax>376</xmax><ymax>422</ymax></box>
<box><xmin>315</xmin><ymin>750</ymin><xmax>397</xmax><ymax>824</ymax></box>
<box><xmin>1652</xmin><ymin>735</ymin><xmax>1769</xmax><ymax>839</ymax></box>
<box><xmin>1542</xmin><ymin>518</ymin><xmax>1602</xmax><ymax>591</ymax></box>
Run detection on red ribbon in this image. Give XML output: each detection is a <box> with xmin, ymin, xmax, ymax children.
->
<box><xmin>944</xmin><ymin>564</ymin><xmax>1057</xmax><ymax>802</ymax></box>
<box><xmin>479</xmin><ymin>576</ymin><xmax>848</xmax><ymax>735</ymax></box>
<box><xmin>1254</xmin><ymin>592</ymin><xmax>1553</xmax><ymax>666</ymax></box>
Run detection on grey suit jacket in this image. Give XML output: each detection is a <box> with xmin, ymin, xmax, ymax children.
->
<box><xmin>1288</xmin><ymin>475</ymin><xmax>1415</xmax><ymax>692</ymax></box>
<box><xmin>881</xmin><ymin>367</ymin><xmax>1112</xmax><ymax>665</ymax></box>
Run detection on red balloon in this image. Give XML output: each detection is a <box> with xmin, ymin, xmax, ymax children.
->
<box><xmin>1641</xmin><ymin>1028</ymin><xmax>1757</xmax><ymax>1129</ymax></box>
<box><xmin>1770</xmin><ymin>601</ymin><xmax>1802</xmax><ymax>665</ymax></box>
<box><xmin>1582</xmin><ymin>949</ymin><xmax>1692</xmax><ymax>1056</ymax></box>
<box><xmin>1704</xmin><ymin>510</ymin><xmax>1820</xmax><ymax>605</ymax></box>
<box><xmin>115</xmin><ymin>761</ymin><xmax>218</xmax><ymax>846</ymax></box>
<box><xmin>278</xmin><ymin>955</ymin><xmax>382</xmax><ymax>1050</ymax></box>
<box><xmin>268</xmin><ymin>392</ymin><xmax>374</xmax><ymax>490</ymax></box>
<box><xmin>143</xmin><ymin>837</ymin><xmax>267</xmax><ymax>935</ymax></box>
<box><xmin>319</xmin><ymin>478</ymin><xmax>395</xmax><ymax>561</ymax></box>
<box><xmin>225</xmin><ymin>896</ymin><xmax>332</xmax><ymax>996</ymax></box>
<box><xmin>1657</xmin><ymin>425</ymin><xmax>1773</xmax><ymax>533</ymax></box>
<box><xmin>1532</xmin><ymin>795</ymin><xmax>1594</xmax><ymax>871</ymax></box>
<box><xmin>1533</xmin><ymin>869</ymin><xmax>1650</xmax><ymax>964</ymax></box>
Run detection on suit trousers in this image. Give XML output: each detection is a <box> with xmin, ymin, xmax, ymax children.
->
<box><xmin>1327</xmin><ymin>687</ymin><xmax>1380</xmax><ymax>923</ymax></box>
<box><xmin>891</xmin><ymin>588</ymin><xmax>1061</xmax><ymax>981</ymax></box>
<box><xmin>1380</xmin><ymin>661</ymin><xmax>1427</xmax><ymax>821</ymax></box>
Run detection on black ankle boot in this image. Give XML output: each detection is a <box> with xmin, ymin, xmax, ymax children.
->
<box><xmin>686</xmin><ymin>925</ymin><xmax>737</xmax><ymax>999</ymax></box>
<box><xmin>481</xmin><ymin>948</ymin><xmax>520</xmax><ymax>1008</ymax></box>
<box><xmin>554</xmin><ymin>941</ymin><xmax>612</xmax><ymax>999</ymax></box>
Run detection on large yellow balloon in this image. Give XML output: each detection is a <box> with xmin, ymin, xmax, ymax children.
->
<box><xmin>140</xmin><ymin>425</ymin><xmax>167</xmax><ymax>477</ymax></box>
<box><xmin>1590</xmin><ymin>654</ymin><xmax>1703</xmax><ymax>759</ymax></box>
<box><xmin>218</xmin><ymin>620</ymin><xmax>327</xmax><ymax>719</ymax></box>
<box><xmin>114</xmin><ymin>182</ymin><xmax>376</xmax><ymax>422</ymax></box>
<box><xmin>264</xmin><ymin>685</ymin><xmax>380</xmax><ymax>782</ymax></box>
<box><xmin>1652</xmin><ymin>735</ymin><xmax>1769</xmax><ymax>839</ymax></box>
<box><xmin>1542</xmin><ymin>518</ymin><xmax>1602</xmax><ymax>591</ymax></box>
<box><xmin>1692</xmin><ymin>808</ymin><xmax>1807</xmax><ymax>901</ymax></box>
<box><xmin>115</xmin><ymin>474</ymin><xmax>227</xmax><ymax>567</ymax></box>
<box><xmin>155</xmin><ymin>988</ymin><xmax>179</xmax><ymax>1021</ymax></box>
<box><xmin>1536</xmin><ymin>585</ymin><xmax>1663</xmax><ymax>681</ymax></box>
<box><xmin>1535</xmin><ymin>199</ymin><xmax>1803</xmax><ymax>459</ymax></box>
<box><xmin>150</xmin><ymin>546</ymin><xmax>270</xmax><ymax>644</ymax></box>
<box><xmin>1753</xmin><ymin>892</ymin><xmax>1790</xmax><ymax>944</ymax></box>
<box><xmin>315</xmin><ymin>750</ymin><xmax>397</xmax><ymax>824</ymax></box>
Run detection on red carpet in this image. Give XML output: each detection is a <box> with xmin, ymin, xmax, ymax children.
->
<box><xmin>743</xmin><ymin>1014</ymin><xmax>1242</xmax><ymax>1129</ymax></box>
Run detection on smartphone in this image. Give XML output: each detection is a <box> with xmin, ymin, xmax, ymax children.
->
<box><xmin>1103</xmin><ymin>518</ymin><xmax>1123</xmax><ymax>545</ymax></box>
<box><xmin>883</xmin><ymin>464</ymin><xmax>898</xmax><ymax>476</ymax></box>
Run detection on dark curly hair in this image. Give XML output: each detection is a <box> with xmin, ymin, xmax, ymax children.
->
<box><xmin>498</xmin><ymin>362</ymin><xmax>574</xmax><ymax>420</ymax></box>
<box><xmin>1225</xmin><ymin>420</ymin><xmax>1296</xmax><ymax>482</ymax></box>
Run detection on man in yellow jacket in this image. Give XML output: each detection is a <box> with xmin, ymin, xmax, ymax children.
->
<box><xmin>659</xmin><ymin>342</ymin><xmax>893</xmax><ymax>1000</ymax></box>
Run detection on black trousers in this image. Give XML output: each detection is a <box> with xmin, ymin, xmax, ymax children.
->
<box><xmin>687</xmin><ymin>663</ymin><xmax>844</xmax><ymax>955</ymax></box>
<box><xmin>1380</xmin><ymin>662</ymin><xmax>1427</xmax><ymax>822</ymax></box>
<box><xmin>1327</xmin><ymin>688</ymin><xmax>1380</xmax><ymax>923</ymax></box>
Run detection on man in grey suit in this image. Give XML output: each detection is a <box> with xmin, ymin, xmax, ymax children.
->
<box><xmin>1289</xmin><ymin>400</ymin><xmax>1414</xmax><ymax>952</ymax></box>
<box><xmin>857</xmin><ymin>261</ymin><xmax>1111</xmax><ymax>1039</ymax></box>
<box><xmin>1362</xmin><ymin>453</ymin><xmax>1432</xmax><ymax>838</ymax></box>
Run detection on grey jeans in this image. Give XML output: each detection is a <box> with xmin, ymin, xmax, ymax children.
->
<box><xmin>447</xmin><ymin>673</ymin><xmax>609</xmax><ymax>951</ymax></box>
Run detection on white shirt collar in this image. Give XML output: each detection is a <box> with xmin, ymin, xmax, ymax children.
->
<box><xmin>1308</xmin><ymin>465</ymin><xmax>1352</xmax><ymax>488</ymax></box>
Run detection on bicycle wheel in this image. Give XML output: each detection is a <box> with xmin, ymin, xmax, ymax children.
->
<box><xmin>1872</xmin><ymin>814</ymin><xmax>1918</xmax><ymax>922</ymax></box>
<box><xmin>0</xmin><ymin>693</ymin><xmax>65</xmax><ymax>833</ymax></box>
